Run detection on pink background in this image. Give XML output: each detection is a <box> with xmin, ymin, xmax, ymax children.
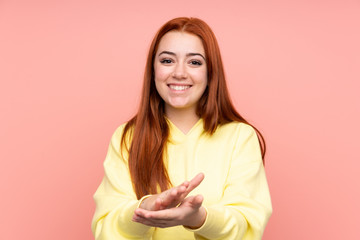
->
<box><xmin>1</xmin><ymin>0</ymin><xmax>359</xmax><ymax>239</ymax></box>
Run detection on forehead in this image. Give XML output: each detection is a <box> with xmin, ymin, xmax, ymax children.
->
<box><xmin>156</xmin><ymin>31</ymin><xmax>205</xmax><ymax>55</ymax></box>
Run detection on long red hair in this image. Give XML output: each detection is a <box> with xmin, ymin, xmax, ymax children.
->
<box><xmin>121</xmin><ymin>17</ymin><xmax>266</xmax><ymax>199</ymax></box>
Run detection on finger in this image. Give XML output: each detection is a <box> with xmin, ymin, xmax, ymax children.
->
<box><xmin>161</xmin><ymin>185</ymin><xmax>187</xmax><ymax>208</ymax></box>
<box><xmin>134</xmin><ymin>207</ymin><xmax>165</xmax><ymax>220</ymax></box>
<box><xmin>153</xmin><ymin>197</ymin><xmax>163</xmax><ymax>211</ymax></box>
<box><xmin>134</xmin><ymin>207</ymin><xmax>180</xmax><ymax>221</ymax></box>
<box><xmin>172</xmin><ymin>173</ymin><xmax>205</xmax><ymax>204</ymax></box>
<box><xmin>160</xmin><ymin>188</ymin><xmax>178</xmax><ymax>208</ymax></box>
<box><xmin>154</xmin><ymin>175</ymin><xmax>204</xmax><ymax>211</ymax></box>
<box><xmin>191</xmin><ymin>173</ymin><xmax>205</xmax><ymax>188</ymax></box>
<box><xmin>181</xmin><ymin>180</ymin><xmax>190</xmax><ymax>188</ymax></box>
<box><xmin>184</xmin><ymin>173</ymin><xmax>205</xmax><ymax>195</ymax></box>
<box><xmin>179</xmin><ymin>194</ymin><xmax>203</xmax><ymax>209</ymax></box>
<box><xmin>177</xmin><ymin>184</ymin><xmax>187</xmax><ymax>194</ymax></box>
<box><xmin>191</xmin><ymin>194</ymin><xmax>204</xmax><ymax>209</ymax></box>
<box><xmin>132</xmin><ymin>214</ymin><xmax>169</xmax><ymax>227</ymax></box>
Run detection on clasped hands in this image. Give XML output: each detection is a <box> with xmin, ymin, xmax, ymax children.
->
<box><xmin>132</xmin><ymin>173</ymin><xmax>206</xmax><ymax>229</ymax></box>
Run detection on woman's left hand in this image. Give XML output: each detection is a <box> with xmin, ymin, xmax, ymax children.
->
<box><xmin>132</xmin><ymin>194</ymin><xmax>207</xmax><ymax>229</ymax></box>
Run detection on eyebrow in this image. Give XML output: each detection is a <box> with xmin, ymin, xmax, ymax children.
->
<box><xmin>158</xmin><ymin>51</ymin><xmax>206</xmax><ymax>60</ymax></box>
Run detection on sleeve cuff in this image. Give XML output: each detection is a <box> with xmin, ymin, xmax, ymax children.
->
<box><xmin>183</xmin><ymin>206</ymin><xmax>247</xmax><ymax>239</ymax></box>
<box><xmin>116</xmin><ymin>199</ymin><xmax>153</xmax><ymax>237</ymax></box>
<box><xmin>137</xmin><ymin>195</ymin><xmax>152</xmax><ymax>208</ymax></box>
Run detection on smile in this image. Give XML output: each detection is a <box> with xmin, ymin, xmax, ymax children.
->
<box><xmin>168</xmin><ymin>85</ymin><xmax>191</xmax><ymax>91</ymax></box>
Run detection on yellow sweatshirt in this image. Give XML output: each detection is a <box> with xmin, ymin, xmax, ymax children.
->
<box><xmin>91</xmin><ymin>119</ymin><xmax>272</xmax><ymax>240</ymax></box>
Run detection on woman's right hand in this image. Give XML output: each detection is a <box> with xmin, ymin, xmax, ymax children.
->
<box><xmin>139</xmin><ymin>173</ymin><xmax>205</xmax><ymax>211</ymax></box>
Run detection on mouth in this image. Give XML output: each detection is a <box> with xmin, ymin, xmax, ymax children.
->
<box><xmin>168</xmin><ymin>84</ymin><xmax>192</xmax><ymax>91</ymax></box>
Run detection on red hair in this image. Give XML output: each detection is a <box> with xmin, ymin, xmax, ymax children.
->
<box><xmin>121</xmin><ymin>17</ymin><xmax>266</xmax><ymax>199</ymax></box>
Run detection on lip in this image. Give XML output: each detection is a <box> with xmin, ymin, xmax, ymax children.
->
<box><xmin>167</xmin><ymin>83</ymin><xmax>192</xmax><ymax>86</ymax></box>
<box><xmin>167</xmin><ymin>84</ymin><xmax>192</xmax><ymax>91</ymax></box>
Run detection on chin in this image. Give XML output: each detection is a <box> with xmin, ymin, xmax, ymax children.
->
<box><xmin>167</xmin><ymin>102</ymin><xmax>193</xmax><ymax>110</ymax></box>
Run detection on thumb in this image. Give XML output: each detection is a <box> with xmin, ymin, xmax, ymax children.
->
<box><xmin>190</xmin><ymin>194</ymin><xmax>204</xmax><ymax>209</ymax></box>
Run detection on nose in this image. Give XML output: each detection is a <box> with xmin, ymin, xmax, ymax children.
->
<box><xmin>172</xmin><ymin>62</ymin><xmax>188</xmax><ymax>79</ymax></box>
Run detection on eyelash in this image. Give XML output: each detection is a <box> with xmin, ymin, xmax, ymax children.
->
<box><xmin>159</xmin><ymin>58</ymin><xmax>203</xmax><ymax>66</ymax></box>
<box><xmin>160</xmin><ymin>59</ymin><xmax>173</xmax><ymax>64</ymax></box>
<box><xmin>190</xmin><ymin>60</ymin><xmax>202</xmax><ymax>66</ymax></box>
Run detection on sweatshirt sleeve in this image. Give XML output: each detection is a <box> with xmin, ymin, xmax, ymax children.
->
<box><xmin>91</xmin><ymin>125</ymin><xmax>154</xmax><ymax>240</ymax></box>
<box><xmin>187</xmin><ymin>124</ymin><xmax>272</xmax><ymax>240</ymax></box>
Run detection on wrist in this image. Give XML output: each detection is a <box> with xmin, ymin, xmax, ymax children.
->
<box><xmin>137</xmin><ymin>195</ymin><xmax>152</xmax><ymax>209</ymax></box>
<box><xmin>184</xmin><ymin>206</ymin><xmax>207</xmax><ymax>229</ymax></box>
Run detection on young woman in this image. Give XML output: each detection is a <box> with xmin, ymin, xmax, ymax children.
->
<box><xmin>91</xmin><ymin>17</ymin><xmax>272</xmax><ymax>240</ymax></box>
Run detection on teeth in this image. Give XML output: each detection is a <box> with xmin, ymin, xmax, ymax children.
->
<box><xmin>169</xmin><ymin>85</ymin><xmax>190</xmax><ymax>91</ymax></box>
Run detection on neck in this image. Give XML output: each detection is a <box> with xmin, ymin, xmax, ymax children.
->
<box><xmin>165</xmin><ymin>106</ymin><xmax>200</xmax><ymax>134</ymax></box>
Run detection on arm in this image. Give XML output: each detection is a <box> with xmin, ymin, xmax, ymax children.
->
<box><xmin>91</xmin><ymin>126</ymin><xmax>154</xmax><ymax>240</ymax></box>
<box><xmin>132</xmin><ymin>173</ymin><xmax>207</xmax><ymax>229</ymax></box>
<box><xmin>138</xmin><ymin>173</ymin><xmax>204</xmax><ymax>211</ymax></box>
<box><xmin>131</xmin><ymin>124</ymin><xmax>272</xmax><ymax>239</ymax></box>
<box><xmin>188</xmin><ymin>124</ymin><xmax>272</xmax><ymax>240</ymax></box>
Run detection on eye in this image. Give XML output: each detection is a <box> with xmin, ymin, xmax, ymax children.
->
<box><xmin>160</xmin><ymin>58</ymin><xmax>173</xmax><ymax>64</ymax></box>
<box><xmin>189</xmin><ymin>60</ymin><xmax>202</xmax><ymax>66</ymax></box>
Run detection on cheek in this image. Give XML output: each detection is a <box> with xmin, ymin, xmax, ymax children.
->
<box><xmin>192</xmin><ymin>69</ymin><xmax>208</xmax><ymax>85</ymax></box>
<box><xmin>154</xmin><ymin>65</ymin><xmax>172</xmax><ymax>82</ymax></box>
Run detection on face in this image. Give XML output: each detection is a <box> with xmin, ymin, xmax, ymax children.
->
<box><xmin>154</xmin><ymin>31</ymin><xmax>208</xmax><ymax>116</ymax></box>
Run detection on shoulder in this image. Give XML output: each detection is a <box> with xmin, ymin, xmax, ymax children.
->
<box><xmin>109</xmin><ymin>122</ymin><xmax>133</xmax><ymax>150</ymax></box>
<box><xmin>216</xmin><ymin>121</ymin><xmax>257</xmax><ymax>138</ymax></box>
<box><xmin>218</xmin><ymin>122</ymin><xmax>263</xmax><ymax>164</ymax></box>
<box><xmin>111</xmin><ymin>123</ymin><xmax>128</xmax><ymax>140</ymax></box>
<box><xmin>109</xmin><ymin>123</ymin><xmax>126</xmax><ymax>142</ymax></box>
<box><xmin>102</xmin><ymin>122</ymin><xmax>132</xmax><ymax>164</ymax></box>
